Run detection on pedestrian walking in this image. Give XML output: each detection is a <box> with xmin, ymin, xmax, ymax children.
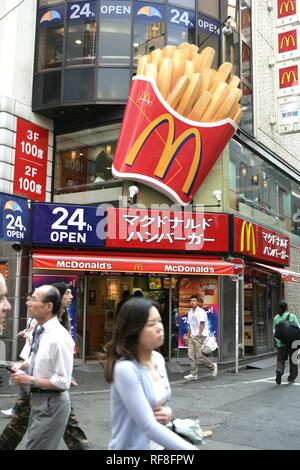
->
<box><xmin>52</xmin><ymin>282</ymin><xmax>89</xmax><ymax>450</ymax></box>
<box><xmin>1</xmin><ymin>292</ymin><xmax>36</xmax><ymax>419</ymax></box>
<box><xmin>0</xmin><ymin>284</ymin><xmax>89</xmax><ymax>450</ymax></box>
<box><xmin>184</xmin><ymin>295</ymin><xmax>217</xmax><ymax>380</ymax></box>
<box><xmin>10</xmin><ymin>285</ymin><xmax>74</xmax><ymax>450</ymax></box>
<box><xmin>105</xmin><ymin>297</ymin><xmax>197</xmax><ymax>450</ymax></box>
<box><xmin>273</xmin><ymin>300</ymin><xmax>300</xmax><ymax>385</ymax></box>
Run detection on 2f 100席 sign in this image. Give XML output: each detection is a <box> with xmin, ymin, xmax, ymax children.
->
<box><xmin>31</xmin><ymin>203</ymin><xmax>105</xmax><ymax>247</ymax></box>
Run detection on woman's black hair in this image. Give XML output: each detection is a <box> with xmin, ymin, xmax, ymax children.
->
<box><xmin>105</xmin><ymin>298</ymin><xmax>157</xmax><ymax>383</ymax></box>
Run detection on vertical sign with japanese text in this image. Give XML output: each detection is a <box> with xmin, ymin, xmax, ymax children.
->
<box><xmin>13</xmin><ymin>118</ymin><xmax>48</xmax><ymax>202</ymax></box>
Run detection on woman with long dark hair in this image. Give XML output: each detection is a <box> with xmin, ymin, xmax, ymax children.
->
<box><xmin>105</xmin><ymin>298</ymin><xmax>196</xmax><ymax>450</ymax></box>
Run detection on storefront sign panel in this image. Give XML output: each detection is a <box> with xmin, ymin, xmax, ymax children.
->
<box><xmin>13</xmin><ymin>118</ymin><xmax>48</xmax><ymax>202</ymax></box>
<box><xmin>106</xmin><ymin>208</ymin><xmax>229</xmax><ymax>252</ymax></box>
<box><xmin>276</xmin><ymin>0</ymin><xmax>298</xmax><ymax>26</ymax></box>
<box><xmin>32</xmin><ymin>252</ymin><xmax>238</xmax><ymax>275</ymax></box>
<box><xmin>178</xmin><ymin>276</ymin><xmax>219</xmax><ymax>349</ymax></box>
<box><xmin>0</xmin><ymin>193</ymin><xmax>30</xmax><ymax>242</ymax></box>
<box><xmin>234</xmin><ymin>217</ymin><xmax>290</xmax><ymax>266</ymax></box>
<box><xmin>31</xmin><ymin>203</ymin><xmax>105</xmax><ymax>247</ymax></box>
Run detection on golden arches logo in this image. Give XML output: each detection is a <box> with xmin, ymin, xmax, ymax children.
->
<box><xmin>240</xmin><ymin>221</ymin><xmax>256</xmax><ymax>255</ymax></box>
<box><xmin>124</xmin><ymin>113</ymin><xmax>202</xmax><ymax>195</ymax></box>
<box><xmin>279</xmin><ymin>0</ymin><xmax>295</xmax><ymax>14</ymax></box>
<box><xmin>134</xmin><ymin>263</ymin><xmax>143</xmax><ymax>271</ymax></box>
<box><xmin>281</xmin><ymin>70</ymin><xmax>297</xmax><ymax>85</ymax></box>
<box><xmin>280</xmin><ymin>34</ymin><xmax>296</xmax><ymax>49</ymax></box>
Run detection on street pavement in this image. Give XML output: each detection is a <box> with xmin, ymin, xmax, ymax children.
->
<box><xmin>0</xmin><ymin>360</ymin><xmax>299</xmax><ymax>450</ymax></box>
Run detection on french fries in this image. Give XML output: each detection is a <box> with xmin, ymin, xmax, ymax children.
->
<box><xmin>137</xmin><ymin>43</ymin><xmax>243</xmax><ymax>124</ymax></box>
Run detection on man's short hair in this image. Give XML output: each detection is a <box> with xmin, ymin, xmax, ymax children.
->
<box><xmin>42</xmin><ymin>286</ymin><xmax>61</xmax><ymax>316</ymax></box>
<box><xmin>190</xmin><ymin>295</ymin><xmax>198</xmax><ymax>301</ymax></box>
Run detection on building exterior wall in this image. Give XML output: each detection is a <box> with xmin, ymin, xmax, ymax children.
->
<box><xmin>254</xmin><ymin>1</ymin><xmax>300</xmax><ymax>313</ymax></box>
<box><xmin>0</xmin><ymin>0</ymin><xmax>53</xmax><ymax>201</ymax></box>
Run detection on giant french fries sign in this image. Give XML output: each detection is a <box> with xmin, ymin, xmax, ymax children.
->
<box><xmin>112</xmin><ymin>76</ymin><xmax>237</xmax><ymax>205</ymax></box>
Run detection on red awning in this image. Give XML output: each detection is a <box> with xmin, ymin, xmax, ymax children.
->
<box><xmin>254</xmin><ymin>262</ymin><xmax>300</xmax><ymax>283</ymax></box>
<box><xmin>32</xmin><ymin>250</ymin><xmax>243</xmax><ymax>276</ymax></box>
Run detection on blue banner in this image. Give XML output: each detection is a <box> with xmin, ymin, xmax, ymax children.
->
<box><xmin>67</xmin><ymin>1</ymin><xmax>96</xmax><ymax>22</ymax></box>
<box><xmin>37</xmin><ymin>6</ymin><xmax>64</xmax><ymax>27</ymax></box>
<box><xmin>0</xmin><ymin>193</ymin><xmax>30</xmax><ymax>242</ymax></box>
<box><xmin>31</xmin><ymin>203</ymin><xmax>105</xmax><ymax>247</ymax></box>
<box><xmin>100</xmin><ymin>1</ymin><xmax>131</xmax><ymax>18</ymax></box>
<box><xmin>198</xmin><ymin>14</ymin><xmax>221</xmax><ymax>37</ymax></box>
<box><xmin>134</xmin><ymin>1</ymin><xmax>164</xmax><ymax>22</ymax></box>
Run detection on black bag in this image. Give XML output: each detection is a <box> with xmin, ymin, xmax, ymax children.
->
<box><xmin>275</xmin><ymin>314</ymin><xmax>300</xmax><ymax>345</ymax></box>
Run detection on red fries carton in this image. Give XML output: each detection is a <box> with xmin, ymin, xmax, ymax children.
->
<box><xmin>112</xmin><ymin>77</ymin><xmax>237</xmax><ymax>206</ymax></box>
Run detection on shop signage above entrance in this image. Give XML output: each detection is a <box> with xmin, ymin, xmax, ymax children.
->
<box><xmin>32</xmin><ymin>251</ymin><xmax>242</xmax><ymax>276</ymax></box>
<box><xmin>233</xmin><ymin>216</ymin><xmax>290</xmax><ymax>266</ymax></box>
<box><xmin>106</xmin><ymin>208</ymin><xmax>229</xmax><ymax>252</ymax></box>
<box><xmin>31</xmin><ymin>203</ymin><xmax>105</xmax><ymax>247</ymax></box>
<box><xmin>0</xmin><ymin>193</ymin><xmax>30</xmax><ymax>242</ymax></box>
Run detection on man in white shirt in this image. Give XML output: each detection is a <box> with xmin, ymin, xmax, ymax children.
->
<box><xmin>11</xmin><ymin>285</ymin><xmax>74</xmax><ymax>450</ymax></box>
<box><xmin>184</xmin><ymin>295</ymin><xmax>217</xmax><ymax>380</ymax></box>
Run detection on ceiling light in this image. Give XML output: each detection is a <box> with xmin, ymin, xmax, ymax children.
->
<box><xmin>75</xmin><ymin>39</ymin><xmax>82</xmax><ymax>45</ymax></box>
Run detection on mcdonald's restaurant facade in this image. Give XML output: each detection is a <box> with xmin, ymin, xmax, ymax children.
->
<box><xmin>1</xmin><ymin>0</ymin><xmax>300</xmax><ymax>366</ymax></box>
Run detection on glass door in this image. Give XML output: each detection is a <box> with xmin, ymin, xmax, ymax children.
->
<box><xmin>255</xmin><ymin>283</ymin><xmax>268</xmax><ymax>352</ymax></box>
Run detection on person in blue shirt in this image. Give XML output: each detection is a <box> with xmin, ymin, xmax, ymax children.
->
<box><xmin>105</xmin><ymin>297</ymin><xmax>196</xmax><ymax>450</ymax></box>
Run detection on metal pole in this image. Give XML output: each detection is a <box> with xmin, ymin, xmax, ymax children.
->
<box><xmin>168</xmin><ymin>277</ymin><xmax>172</xmax><ymax>363</ymax></box>
<box><xmin>82</xmin><ymin>275</ymin><xmax>87</xmax><ymax>364</ymax></box>
<box><xmin>235</xmin><ymin>276</ymin><xmax>239</xmax><ymax>373</ymax></box>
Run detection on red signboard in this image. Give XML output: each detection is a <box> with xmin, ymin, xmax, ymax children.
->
<box><xmin>277</xmin><ymin>0</ymin><xmax>297</xmax><ymax>19</ymax></box>
<box><xmin>106</xmin><ymin>208</ymin><xmax>229</xmax><ymax>252</ymax></box>
<box><xmin>13</xmin><ymin>118</ymin><xmax>48</xmax><ymax>201</ymax></box>
<box><xmin>233</xmin><ymin>217</ymin><xmax>290</xmax><ymax>266</ymax></box>
<box><xmin>32</xmin><ymin>251</ymin><xmax>241</xmax><ymax>276</ymax></box>
<box><xmin>278</xmin><ymin>29</ymin><xmax>297</xmax><ymax>53</ymax></box>
<box><xmin>112</xmin><ymin>77</ymin><xmax>236</xmax><ymax>206</ymax></box>
<box><xmin>279</xmin><ymin>64</ymin><xmax>298</xmax><ymax>88</ymax></box>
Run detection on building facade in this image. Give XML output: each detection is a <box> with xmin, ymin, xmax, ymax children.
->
<box><xmin>0</xmin><ymin>0</ymin><xmax>299</xmax><ymax>364</ymax></box>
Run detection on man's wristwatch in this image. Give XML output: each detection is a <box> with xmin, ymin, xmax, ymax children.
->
<box><xmin>29</xmin><ymin>377</ymin><xmax>36</xmax><ymax>387</ymax></box>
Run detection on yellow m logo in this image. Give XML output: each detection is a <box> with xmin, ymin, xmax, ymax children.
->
<box><xmin>134</xmin><ymin>264</ymin><xmax>143</xmax><ymax>271</ymax></box>
<box><xmin>280</xmin><ymin>34</ymin><xmax>296</xmax><ymax>49</ymax></box>
<box><xmin>281</xmin><ymin>70</ymin><xmax>297</xmax><ymax>85</ymax></box>
<box><xmin>240</xmin><ymin>221</ymin><xmax>256</xmax><ymax>255</ymax></box>
<box><xmin>280</xmin><ymin>0</ymin><xmax>295</xmax><ymax>14</ymax></box>
<box><xmin>124</xmin><ymin>113</ymin><xmax>201</xmax><ymax>195</ymax></box>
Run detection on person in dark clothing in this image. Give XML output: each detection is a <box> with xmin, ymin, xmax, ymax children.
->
<box><xmin>0</xmin><ymin>283</ymin><xmax>89</xmax><ymax>450</ymax></box>
<box><xmin>116</xmin><ymin>290</ymin><xmax>131</xmax><ymax>314</ymax></box>
<box><xmin>133</xmin><ymin>289</ymin><xmax>144</xmax><ymax>298</ymax></box>
<box><xmin>273</xmin><ymin>300</ymin><xmax>300</xmax><ymax>385</ymax></box>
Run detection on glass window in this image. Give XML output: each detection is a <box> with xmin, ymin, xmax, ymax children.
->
<box><xmin>167</xmin><ymin>6</ymin><xmax>195</xmax><ymax>45</ymax></box>
<box><xmin>133</xmin><ymin>1</ymin><xmax>165</xmax><ymax>68</ymax></box>
<box><xmin>170</xmin><ymin>0</ymin><xmax>195</xmax><ymax>9</ymax></box>
<box><xmin>228</xmin><ymin>139</ymin><xmax>300</xmax><ymax>239</ymax></box>
<box><xmin>65</xmin><ymin>1</ymin><xmax>97</xmax><ymax>66</ymax></box>
<box><xmin>97</xmin><ymin>68</ymin><xmax>130</xmax><ymax>100</ymax></box>
<box><xmin>54</xmin><ymin>123</ymin><xmax>121</xmax><ymax>196</ymax></box>
<box><xmin>32</xmin><ymin>71</ymin><xmax>61</xmax><ymax>108</ymax></box>
<box><xmin>99</xmin><ymin>1</ymin><xmax>131</xmax><ymax>66</ymax></box>
<box><xmin>197</xmin><ymin>0</ymin><xmax>219</xmax><ymax>18</ymax></box>
<box><xmin>39</xmin><ymin>0</ymin><xmax>63</xmax><ymax>6</ymax></box>
<box><xmin>36</xmin><ymin>6</ymin><xmax>64</xmax><ymax>71</ymax></box>
<box><xmin>63</xmin><ymin>68</ymin><xmax>94</xmax><ymax>101</ymax></box>
<box><xmin>197</xmin><ymin>13</ymin><xmax>220</xmax><ymax>68</ymax></box>
<box><xmin>241</xmin><ymin>82</ymin><xmax>253</xmax><ymax>133</ymax></box>
<box><xmin>240</xmin><ymin>0</ymin><xmax>251</xmax><ymax>43</ymax></box>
